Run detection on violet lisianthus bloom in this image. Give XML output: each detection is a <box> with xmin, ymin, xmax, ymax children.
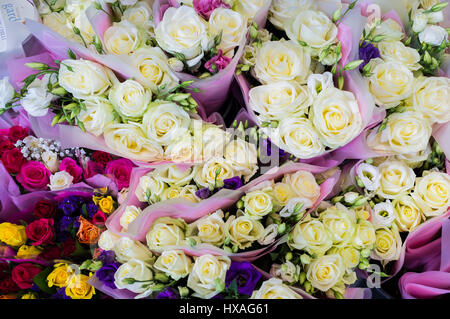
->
<box><xmin>52</xmin><ymin>287</ymin><xmax>71</xmax><ymax>299</ymax></box>
<box><xmin>58</xmin><ymin>196</ymin><xmax>84</xmax><ymax>216</ymax></box>
<box><xmin>195</xmin><ymin>187</ymin><xmax>211</xmax><ymax>199</ymax></box>
<box><xmin>156</xmin><ymin>287</ymin><xmax>180</xmax><ymax>299</ymax></box>
<box><xmin>205</xmin><ymin>50</ymin><xmax>232</xmax><ymax>74</ymax></box>
<box><xmin>96</xmin><ymin>262</ymin><xmax>121</xmax><ymax>289</ymax></box>
<box><xmin>223</xmin><ymin>176</ymin><xmax>243</xmax><ymax>190</ymax></box>
<box><xmin>193</xmin><ymin>0</ymin><xmax>230</xmax><ymax>19</ymax></box>
<box><xmin>97</xmin><ymin>250</ymin><xmax>116</xmax><ymax>264</ymax></box>
<box><xmin>225</xmin><ymin>262</ymin><xmax>262</xmax><ymax>296</ymax></box>
<box><xmin>359</xmin><ymin>41</ymin><xmax>380</xmax><ymax>70</ymax></box>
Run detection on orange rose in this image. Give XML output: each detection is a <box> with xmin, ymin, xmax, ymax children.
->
<box><xmin>76</xmin><ymin>217</ymin><xmax>102</xmax><ymax>245</ymax></box>
<box><xmin>0</xmin><ymin>294</ymin><xmax>16</xmax><ymax>299</ymax></box>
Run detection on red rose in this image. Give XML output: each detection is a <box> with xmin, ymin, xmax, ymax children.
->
<box><xmin>92</xmin><ymin>210</ymin><xmax>107</xmax><ymax>226</ymax></box>
<box><xmin>11</xmin><ymin>263</ymin><xmax>42</xmax><ymax>289</ymax></box>
<box><xmin>1</xmin><ymin>148</ymin><xmax>26</xmax><ymax>174</ymax></box>
<box><xmin>16</xmin><ymin>161</ymin><xmax>51</xmax><ymax>191</ymax></box>
<box><xmin>62</xmin><ymin>239</ymin><xmax>76</xmax><ymax>258</ymax></box>
<box><xmin>0</xmin><ymin>262</ymin><xmax>9</xmax><ymax>281</ymax></box>
<box><xmin>90</xmin><ymin>151</ymin><xmax>112</xmax><ymax>167</ymax></box>
<box><xmin>85</xmin><ymin>161</ymin><xmax>105</xmax><ymax>178</ymax></box>
<box><xmin>0</xmin><ymin>277</ymin><xmax>20</xmax><ymax>294</ymax></box>
<box><xmin>8</xmin><ymin>126</ymin><xmax>29</xmax><ymax>143</ymax></box>
<box><xmin>39</xmin><ymin>245</ymin><xmax>62</xmax><ymax>261</ymax></box>
<box><xmin>105</xmin><ymin>158</ymin><xmax>134</xmax><ymax>190</ymax></box>
<box><xmin>33</xmin><ymin>199</ymin><xmax>57</xmax><ymax>219</ymax></box>
<box><xmin>0</xmin><ymin>140</ymin><xmax>14</xmax><ymax>152</ymax></box>
<box><xmin>25</xmin><ymin>218</ymin><xmax>55</xmax><ymax>246</ymax></box>
<box><xmin>59</xmin><ymin>157</ymin><xmax>83</xmax><ymax>183</ymax></box>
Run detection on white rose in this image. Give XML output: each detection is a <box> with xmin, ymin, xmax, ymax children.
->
<box><xmin>41</xmin><ymin>151</ymin><xmax>60</xmax><ymax>173</ymax></box>
<box><xmin>254</xmin><ymin>39</ymin><xmax>311</xmax><ymax>84</ymax></box>
<box><xmin>393</xmin><ymin>195</ymin><xmax>423</xmax><ymax>232</ymax></box>
<box><xmin>197</xmin><ymin>124</ymin><xmax>232</xmax><ymax>160</ymax></box>
<box><xmin>77</xmin><ymin>96</ymin><xmax>115</xmax><ymax>137</ymax></box>
<box><xmin>372</xmin><ymin>201</ymin><xmax>396</xmax><ymax>227</ymax></box>
<box><xmin>114</xmin><ymin>258</ymin><xmax>153</xmax><ymax>293</ymax></box>
<box><xmin>42</xmin><ymin>12</ymin><xmax>78</xmax><ymax>43</ymax></box>
<box><xmin>306</xmin><ymin>72</ymin><xmax>334</xmax><ymax>98</ymax></box>
<box><xmin>370</xmin><ymin>225</ymin><xmax>402</xmax><ymax>263</ymax></box>
<box><xmin>142</xmin><ymin>102</ymin><xmax>190</xmax><ymax>146</ymax></box>
<box><xmin>48</xmin><ymin>171</ymin><xmax>74</xmax><ymax>191</ymax></box>
<box><xmin>135</xmin><ymin>174</ymin><xmax>167</xmax><ymax>203</ymax></box>
<box><xmin>250</xmin><ymin>278</ymin><xmax>302</xmax><ymax>299</ymax></box>
<box><xmin>395</xmin><ymin>144</ymin><xmax>432</xmax><ymax>169</ymax></box>
<box><xmin>272</xmin><ymin>182</ymin><xmax>295</xmax><ymax>206</ymax></box>
<box><xmin>187</xmin><ymin>254</ymin><xmax>231</xmax><ymax>299</ymax></box>
<box><xmin>194</xmin><ymin>157</ymin><xmax>236</xmax><ymax>188</ymax></box>
<box><xmin>130</xmin><ymin>47</ymin><xmax>179</xmax><ymax>93</ymax></box>
<box><xmin>311</xmin><ymin>87</ymin><xmax>362</xmax><ymax>148</ymax></box>
<box><xmin>103</xmin><ymin>123</ymin><xmax>164</xmax><ymax>161</ymax></box>
<box><xmin>154</xmin><ymin>250</ymin><xmax>193</xmax><ymax>280</ymax></box>
<box><xmin>152</xmin><ymin>165</ymin><xmax>197</xmax><ymax>187</ymax></box>
<box><xmin>369</xmin><ymin>19</ymin><xmax>404</xmax><ymax>42</ymax></box>
<box><xmin>356</xmin><ymin>163</ymin><xmax>381</xmax><ymax>191</ymax></box>
<box><xmin>243</xmin><ymin>189</ymin><xmax>274</xmax><ymax>220</ymax></box>
<box><xmin>288</xmin><ymin>218</ymin><xmax>332</xmax><ymax>256</ymax></box>
<box><xmin>249</xmin><ymin>81</ymin><xmax>312</xmax><ymax>122</ymax></box>
<box><xmin>209</xmin><ymin>8</ymin><xmax>247</xmax><ymax>54</ymax></box>
<box><xmin>224</xmin><ymin>139</ymin><xmax>258</xmax><ymax>181</ymax></box>
<box><xmin>352</xmin><ymin>220</ymin><xmax>376</xmax><ymax>249</ymax></box>
<box><xmin>58</xmin><ymin>59</ymin><xmax>114</xmax><ymax>99</ymax></box>
<box><xmin>226</xmin><ymin>215</ymin><xmax>265</xmax><ymax>249</ymax></box>
<box><xmin>0</xmin><ymin>77</ymin><xmax>14</xmax><ymax>109</ymax></box>
<box><xmin>73</xmin><ymin>11</ymin><xmax>96</xmax><ymax>43</ymax></box>
<box><xmin>109</xmin><ymin>79</ymin><xmax>151</xmax><ymax>120</ymax></box>
<box><xmin>233</xmin><ymin>0</ymin><xmax>267</xmax><ymax>22</ymax></box>
<box><xmin>319</xmin><ymin>205</ymin><xmax>356</xmax><ymax>247</ymax></box>
<box><xmin>378</xmin><ymin>112</ymin><xmax>432</xmax><ymax>154</ymax></box>
<box><xmin>98</xmin><ymin>230</ymin><xmax>121</xmax><ymax>251</ymax></box>
<box><xmin>283</xmin><ymin>170</ymin><xmax>320</xmax><ymax>203</ymax></box>
<box><xmin>155</xmin><ymin>6</ymin><xmax>211</xmax><ymax>67</ymax></box>
<box><xmin>122</xmin><ymin>2</ymin><xmax>153</xmax><ymax>29</ymax></box>
<box><xmin>120</xmin><ymin>205</ymin><xmax>142</xmax><ymax>231</ymax></box>
<box><xmin>113</xmin><ymin>236</ymin><xmax>154</xmax><ymax>263</ymax></box>
<box><xmin>188</xmin><ymin>211</ymin><xmax>226</xmax><ymax>246</ymax></box>
<box><xmin>146</xmin><ymin>217</ymin><xmax>186</xmax><ymax>250</ymax></box>
<box><xmin>164</xmin><ymin>133</ymin><xmax>202</xmax><ymax>163</ymax></box>
<box><xmin>179</xmin><ymin>184</ymin><xmax>200</xmax><ymax>202</ymax></box>
<box><xmin>104</xmin><ymin>20</ymin><xmax>143</xmax><ymax>55</ymax></box>
<box><xmin>412</xmin><ymin>171</ymin><xmax>450</xmax><ymax>217</ymax></box>
<box><xmin>285</xmin><ymin>9</ymin><xmax>338</xmax><ymax>50</ymax></box>
<box><xmin>412</xmin><ymin>77</ymin><xmax>450</xmax><ymax>124</ymax></box>
<box><xmin>378</xmin><ymin>41</ymin><xmax>421</xmax><ymax>71</ymax></box>
<box><xmin>419</xmin><ymin>25</ymin><xmax>448</xmax><ymax>46</ymax></box>
<box><xmin>377</xmin><ymin>160</ymin><xmax>415</xmax><ymax>199</ymax></box>
<box><xmin>306</xmin><ymin>254</ymin><xmax>344</xmax><ymax>292</ymax></box>
<box><xmin>269</xmin><ymin>0</ymin><xmax>314</xmax><ymax>30</ymax></box>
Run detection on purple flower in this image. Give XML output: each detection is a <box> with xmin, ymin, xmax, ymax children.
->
<box><xmin>52</xmin><ymin>287</ymin><xmax>71</xmax><ymax>299</ymax></box>
<box><xmin>58</xmin><ymin>215</ymin><xmax>74</xmax><ymax>232</ymax></box>
<box><xmin>97</xmin><ymin>250</ymin><xmax>116</xmax><ymax>264</ymax></box>
<box><xmin>195</xmin><ymin>187</ymin><xmax>211</xmax><ymax>199</ymax></box>
<box><xmin>205</xmin><ymin>50</ymin><xmax>232</xmax><ymax>74</ymax></box>
<box><xmin>96</xmin><ymin>262</ymin><xmax>121</xmax><ymax>289</ymax></box>
<box><xmin>156</xmin><ymin>287</ymin><xmax>180</xmax><ymax>299</ymax></box>
<box><xmin>359</xmin><ymin>41</ymin><xmax>380</xmax><ymax>70</ymax></box>
<box><xmin>85</xmin><ymin>201</ymin><xmax>98</xmax><ymax>219</ymax></box>
<box><xmin>58</xmin><ymin>196</ymin><xmax>84</xmax><ymax>216</ymax></box>
<box><xmin>193</xmin><ymin>0</ymin><xmax>230</xmax><ymax>19</ymax></box>
<box><xmin>223</xmin><ymin>176</ymin><xmax>243</xmax><ymax>190</ymax></box>
<box><xmin>225</xmin><ymin>262</ymin><xmax>262</xmax><ymax>296</ymax></box>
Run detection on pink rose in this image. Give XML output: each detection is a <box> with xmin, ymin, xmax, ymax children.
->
<box><xmin>85</xmin><ymin>161</ymin><xmax>105</xmax><ymax>179</ymax></box>
<box><xmin>204</xmin><ymin>50</ymin><xmax>232</xmax><ymax>73</ymax></box>
<box><xmin>59</xmin><ymin>157</ymin><xmax>83</xmax><ymax>183</ymax></box>
<box><xmin>105</xmin><ymin>158</ymin><xmax>134</xmax><ymax>190</ymax></box>
<box><xmin>16</xmin><ymin>161</ymin><xmax>51</xmax><ymax>191</ymax></box>
<box><xmin>193</xmin><ymin>0</ymin><xmax>230</xmax><ymax>19</ymax></box>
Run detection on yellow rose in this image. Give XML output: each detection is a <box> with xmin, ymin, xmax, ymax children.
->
<box><xmin>225</xmin><ymin>215</ymin><xmax>265</xmax><ymax>249</ymax></box>
<box><xmin>378</xmin><ymin>41</ymin><xmax>421</xmax><ymax>71</ymax></box>
<box><xmin>282</xmin><ymin>170</ymin><xmax>320</xmax><ymax>203</ymax></box>
<box><xmin>352</xmin><ymin>220</ymin><xmax>376</xmax><ymax>249</ymax></box>
<box><xmin>370</xmin><ymin>225</ymin><xmax>402</xmax><ymax>263</ymax></box>
<box><xmin>65</xmin><ymin>274</ymin><xmax>95</xmax><ymax>299</ymax></box>
<box><xmin>306</xmin><ymin>254</ymin><xmax>344</xmax><ymax>292</ymax></box>
<box><xmin>288</xmin><ymin>217</ymin><xmax>332</xmax><ymax>256</ymax></box>
<box><xmin>377</xmin><ymin>160</ymin><xmax>416</xmax><ymax>199</ymax></box>
<box><xmin>16</xmin><ymin>245</ymin><xmax>42</xmax><ymax>259</ymax></box>
<box><xmin>0</xmin><ymin>223</ymin><xmax>27</xmax><ymax>247</ymax></box>
<box><xmin>412</xmin><ymin>171</ymin><xmax>450</xmax><ymax>217</ymax></box>
<box><xmin>98</xmin><ymin>196</ymin><xmax>115</xmax><ymax>214</ymax></box>
<box><xmin>412</xmin><ymin>76</ymin><xmax>450</xmax><ymax>124</ymax></box>
<box><xmin>104</xmin><ymin>20</ymin><xmax>143</xmax><ymax>55</ymax></box>
<box><xmin>146</xmin><ymin>217</ymin><xmax>187</xmax><ymax>250</ymax></box>
<box><xmin>393</xmin><ymin>195</ymin><xmax>423</xmax><ymax>232</ymax></box>
<box><xmin>21</xmin><ymin>293</ymin><xmax>37</xmax><ymax>299</ymax></box>
<box><xmin>187</xmin><ymin>211</ymin><xmax>226</xmax><ymax>246</ymax></box>
<box><xmin>243</xmin><ymin>189</ymin><xmax>274</xmax><ymax>220</ymax></box>
<box><xmin>250</xmin><ymin>278</ymin><xmax>302</xmax><ymax>299</ymax></box>
<box><xmin>47</xmin><ymin>263</ymin><xmax>74</xmax><ymax>288</ymax></box>
<box><xmin>154</xmin><ymin>250</ymin><xmax>193</xmax><ymax>280</ymax></box>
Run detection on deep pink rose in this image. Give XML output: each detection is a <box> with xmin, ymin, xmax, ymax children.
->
<box><xmin>85</xmin><ymin>161</ymin><xmax>105</xmax><ymax>178</ymax></box>
<box><xmin>1</xmin><ymin>148</ymin><xmax>26</xmax><ymax>174</ymax></box>
<box><xmin>25</xmin><ymin>218</ymin><xmax>55</xmax><ymax>246</ymax></box>
<box><xmin>59</xmin><ymin>157</ymin><xmax>83</xmax><ymax>183</ymax></box>
<box><xmin>105</xmin><ymin>158</ymin><xmax>134</xmax><ymax>190</ymax></box>
<box><xmin>92</xmin><ymin>210</ymin><xmax>107</xmax><ymax>226</ymax></box>
<box><xmin>193</xmin><ymin>0</ymin><xmax>230</xmax><ymax>19</ymax></box>
<box><xmin>8</xmin><ymin>126</ymin><xmax>29</xmax><ymax>143</ymax></box>
<box><xmin>205</xmin><ymin>50</ymin><xmax>232</xmax><ymax>74</ymax></box>
<box><xmin>16</xmin><ymin>161</ymin><xmax>51</xmax><ymax>191</ymax></box>
<box><xmin>11</xmin><ymin>263</ymin><xmax>42</xmax><ymax>289</ymax></box>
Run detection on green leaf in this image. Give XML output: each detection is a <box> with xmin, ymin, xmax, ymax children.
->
<box><xmin>67</xmin><ymin>49</ymin><xmax>76</xmax><ymax>59</ymax></box>
<box><xmin>32</xmin><ymin>267</ymin><xmax>56</xmax><ymax>295</ymax></box>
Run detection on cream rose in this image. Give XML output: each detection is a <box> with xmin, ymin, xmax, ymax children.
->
<box><xmin>98</xmin><ymin>230</ymin><xmax>121</xmax><ymax>251</ymax></box>
<box><xmin>120</xmin><ymin>206</ymin><xmax>142</xmax><ymax>231</ymax></box>
<box><xmin>370</xmin><ymin>225</ymin><xmax>402</xmax><ymax>263</ymax></box>
<box><xmin>179</xmin><ymin>185</ymin><xmax>200</xmax><ymax>202</ymax></box>
<box><xmin>272</xmin><ymin>182</ymin><xmax>295</xmax><ymax>206</ymax></box>
<box><xmin>249</xmin><ymin>81</ymin><xmax>312</xmax><ymax>122</ymax></box>
<box><xmin>154</xmin><ymin>250</ymin><xmax>193</xmax><ymax>280</ymax></box>
<box><xmin>41</xmin><ymin>151</ymin><xmax>59</xmax><ymax>173</ymax></box>
<box><xmin>311</xmin><ymin>87</ymin><xmax>362</xmax><ymax>148</ymax></box>
<box><xmin>104</xmin><ymin>123</ymin><xmax>164</xmax><ymax>161</ymax></box>
<box><xmin>368</xmin><ymin>60</ymin><xmax>414</xmax><ymax>108</ymax></box>
<box><xmin>58</xmin><ymin>59</ymin><xmax>114</xmax><ymax>100</ymax></box>
<box><xmin>412</xmin><ymin>171</ymin><xmax>450</xmax><ymax>217</ymax></box>
<box><xmin>352</xmin><ymin>220</ymin><xmax>376</xmax><ymax>249</ymax></box>
<box><xmin>269</xmin><ymin>0</ymin><xmax>314</xmax><ymax>30</ymax></box>
<box><xmin>319</xmin><ymin>205</ymin><xmax>356</xmax><ymax>247</ymax></box>
<box><xmin>285</xmin><ymin>9</ymin><xmax>338</xmax><ymax>50</ymax></box>
<box><xmin>114</xmin><ymin>258</ymin><xmax>153</xmax><ymax>293</ymax></box>
<box><xmin>146</xmin><ymin>217</ymin><xmax>187</xmax><ymax>250</ymax></box>
<box><xmin>42</xmin><ymin>12</ymin><xmax>78</xmax><ymax>43</ymax></box>
<box><xmin>77</xmin><ymin>96</ymin><xmax>115</xmax><ymax>137</ymax></box>
<box><xmin>161</xmin><ymin>186</ymin><xmax>183</xmax><ymax>201</ymax></box>
<box><xmin>233</xmin><ymin>0</ymin><xmax>267</xmax><ymax>21</ymax></box>
<box><xmin>188</xmin><ymin>211</ymin><xmax>226</xmax><ymax>246</ymax></box>
<box><xmin>103</xmin><ymin>20</ymin><xmax>143</xmax><ymax>55</ymax></box>
<box><xmin>164</xmin><ymin>133</ymin><xmax>202</xmax><ymax>163</ymax></box>
<box><xmin>187</xmin><ymin>254</ymin><xmax>231</xmax><ymax>299</ymax></box>
<box><xmin>108</xmin><ymin>79</ymin><xmax>151</xmax><ymax>120</ymax></box>
<box><xmin>135</xmin><ymin>174</ymin><xmax>167</xmax><ymax>203</ymax></box>
<box><xmin>288</xmin><ymin>218</ymin><xmax>332</xmax><ymax>256</ymax></box>
<box><xmin>393</xmin><ymin>195</ymin><xmax>423</xmax><ymax>232</ymax></box>
<box><xmin>412</xmin><ymin>77</ymin><xmax>450</xmax><ymax>124</ymax></box>
<box><xmin>224</xmin><ymin>139</ymin><xmax>258</xmax><ymax>181</ymax></box>
<box><xmin>142</xmin><ymin>102</ymin><xmax>191</xmax><ymax>146</ymax></box>
<box><xmin>328</xmin><ymin>246</ymin><xmax>360</xmax><ymax>269</ymax></box>
<box><xmin>152</xmin><ymin>164</ymin><xmax>197</xmax><ymax>187</ymax></box>
<box><xmin>226</xmin><ymin>215</ymin><xmax>265</xmax><ymax>249</ymax></box>
<box><xmin>378</xmin><ymin>41</ymin><xmax>421</xmax><ymax>71</ymax></box>
<box><xmin>196</xmin><ymin>124</ymin><xmax>232</xmax><ymax>160</ymax></box>
<box><xmin>113</xmin><ymin>237</ymin><xmax>154</xmax><ymax>263</ymax></box>
<box><xmin>193</xmin><ymin>157</ymin><xmax>236</xmax><ymax>188</ymax></box>
<box><xmin>122</xmin><ymin>1</ymin><xmax>153</xmax><ymax>29</ymax></box>
<box><xmin>209</xmin><ymin>8</ymin><xmax>247</xmax><ymax>54</ymax></box>
<box><xmin>243</xmin><ymin>189</ymin><xmax>274</xmax><ymax>220</ymax></box>
<box><xmin>369</xmin><ymin>18</ymin><xmax>404</xmax><ymax>42</ymax></box>
<box><xmin>306</xmin><ymin>254</ymin><xmax>344</xmax><ymax>292</ymax></box>
<box><xmin>250</xmin><ymin>278</ymin><xmax>302</xmax><ymax>299</ymax></box>
<box><xmin>377</xmin><ymin>160</ymin><xmax>415</xmax><ymax>199</ymax></box>
<box><xmin>155</xmin><ymin>6</ymin><xmax>211</xmax><ymax>67</ymax></box>
<box><xmin>282</xmin><ymin>170</ymin><xmax>320</xmax><ymax>203</ymax></box>
<box><xmin>254</xmin><ymin>39</ymin><xmax>311</xmax><ymax>84</ymax></box>
<box><xmin>48</xmin><ymin>171</ymin><xmax>73</xmax><ymax>191</ymax></box>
